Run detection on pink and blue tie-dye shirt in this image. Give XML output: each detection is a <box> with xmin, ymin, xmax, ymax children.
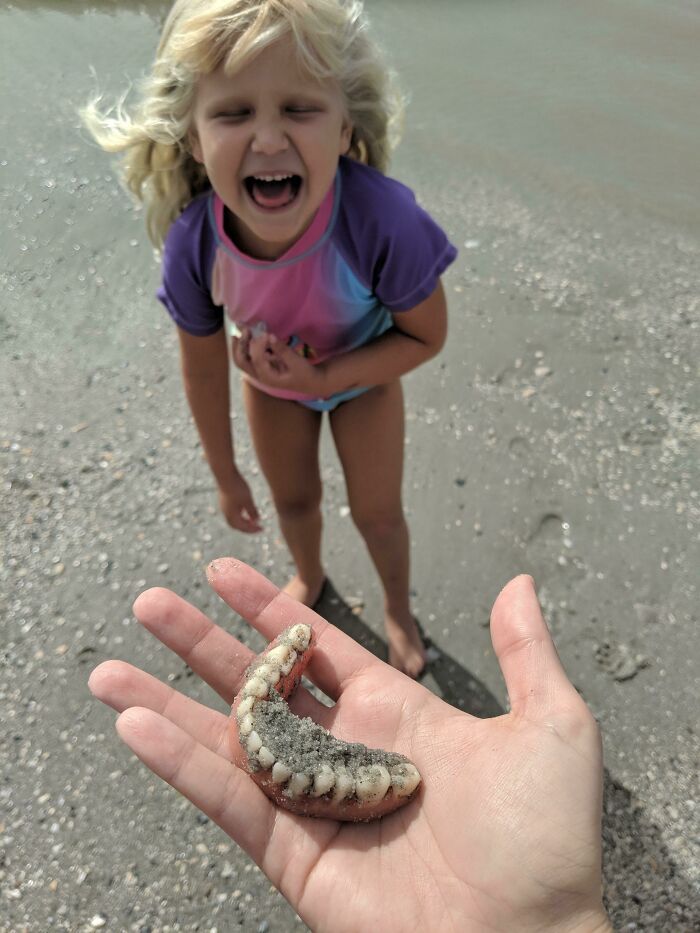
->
<box><xmin>158</xmin><ymin>157</ymin><xmax>457</xmax><ymax>402</ymax></box>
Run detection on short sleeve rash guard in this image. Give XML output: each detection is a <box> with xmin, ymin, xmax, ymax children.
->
<box><xmin>157</xmin><ymin>157</ymin><xmax>457</xmax><ymax>400</ymax></box>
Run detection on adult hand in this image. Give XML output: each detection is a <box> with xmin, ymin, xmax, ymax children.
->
<box><xmin>218</xmin><ymin>476</ymin><xmax>262</xmax><ymax>533</ymax></box>
<box><xmin>89</xmin><ymin>559</ymin><xmax>610</xmax><ymax>933</ymax></box>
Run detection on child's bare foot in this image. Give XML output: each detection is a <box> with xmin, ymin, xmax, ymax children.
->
<box><xmin>385</xmin><ymin>611</ymin><xmax>427</xmax><ymax>679</ymax></box>
<box><xmin>282</xmin><ymin>573</ymin><xmax>326</xmax><ymax>608</ymax></box>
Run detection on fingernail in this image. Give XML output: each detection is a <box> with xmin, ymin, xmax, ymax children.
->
<box><xmin>206</xmin><ymin>558</ymin><xmax>237</xmax><ymax>579</ymax></box>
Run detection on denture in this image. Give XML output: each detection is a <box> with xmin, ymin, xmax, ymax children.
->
<box><xmin>230</xmin><ymin>623</ymin><xmax>422</xmax><ymax>821</ymax></box>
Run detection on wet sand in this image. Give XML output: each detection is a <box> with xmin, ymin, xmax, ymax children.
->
<box><xmin>1</xmin><ymin>1</ymin><xmax>698</xmax><ymax>930</ymax></box>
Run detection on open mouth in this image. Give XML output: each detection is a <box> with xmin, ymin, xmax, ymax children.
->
<box><xmin>244</xmin><ymin>174</ymin><xmax>302</xmax><ymax>210</ymax></box>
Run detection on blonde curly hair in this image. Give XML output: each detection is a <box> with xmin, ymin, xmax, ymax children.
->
<box><xmin>82</xmin><ymin>0</ymin><xmax>404</xmax><ymax>248</ymax></box>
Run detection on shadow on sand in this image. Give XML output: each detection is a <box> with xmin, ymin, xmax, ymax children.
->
<box><xmin>601</xmin><ymin>774</ymin><xmax>697</xmax><ymax>930</ymax></box>
<box><xmin>316</xmin><ymin>577</ymin><xmax>503</xmax><ymax>718</ymax></box>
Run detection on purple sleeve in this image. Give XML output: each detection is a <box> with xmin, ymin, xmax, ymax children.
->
<box><xmin>156</xmin><ymin>193</ymin><xmax>223</xmax><ymax>336</ymax></box>
<box><xmin>336</xmin><ymin>159</ymin><xmax>458</xmax><ymax>312</ymax></box>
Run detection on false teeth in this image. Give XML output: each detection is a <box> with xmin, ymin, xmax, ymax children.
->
<box><xmin>233</xmin><ymin>623</ymin><xmax>422</xmax><ymax>821</ymax></box>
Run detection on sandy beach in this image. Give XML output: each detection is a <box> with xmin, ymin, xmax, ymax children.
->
<box><xmin>1</xmin><ymin>1</ymin><xmax>698</xmax><ymax>929</ymax></box>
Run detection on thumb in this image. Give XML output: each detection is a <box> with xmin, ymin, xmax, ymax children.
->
<box><xmin>490</xmin><ymin>575</ymin><xmax>577</xmax><ymax>716</ymax></box>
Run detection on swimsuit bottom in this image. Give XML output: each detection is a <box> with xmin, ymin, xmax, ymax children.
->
<box><xmin>296</xmin><ymin>385</ymin><xmax>370</xmax><ymax>412</ymax></box>
<box><xmin>243</xmin><ymin>373</ymin><xmax>371</xmax><ymax>412</ymax></box>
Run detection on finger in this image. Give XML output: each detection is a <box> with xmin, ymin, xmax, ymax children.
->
<box><xmin>254</xmin><ymin>361</ymin><xmax>283</xmax><ymax>386</ymax></box>
<box><xmin>115</xmin><ymin>708</ymin><xmax>282</xmax><ymax>859</ymax></box>
<box><xmin>268</xmin><ymin>336</ymin><xmax>293</xmax><ymax>359</ymax></box>
<box><xmin>241</xmin><ymin>519</ymin><xmax>264</xmax><ymax>533</ymax></box>
<box><xmin>132</xmin><ymin>587</ymin><xmax>251</xmax><ymax>704</ymax></box>
<box><xmin>231</xmin><ymin>337</ymin><xmax>254</xmax><ymax>375</ymax></box>
<box><xmin>490</xmin><ymin>574</ymin><xmax>579</xmax><ymax>715</ymax></box>
<box><xmin>206</xmin><ymin>557</ymin><xmax>392</xmax><ymax>700</ymax></box>
<box><xmin>241</xmin><ymin>494</ymin><xmax>262</xmax><ymax>528</ymax></box>
<box><xmin>239</xmin><ymin>327</ymin><xmax>252</xmax><ymax>355</ymax></box>
<box><xmin>231</xmin><ymin>336</ymin><xmax>243</xmax><ymax>364</ymax></box>
<box><xmin>222</xmin><ymin>498</ymin><xmax>262</xmax><ymax>533</ymax></box>
<box><xmin>89</xmin><ymin>660</ymin><xmax>230</xmax><ymax>758</ymax></box>
<box><xmin>264</xmin><ymin>336</ymin><xmax>286</xmax><ymax>364</ymax></box>
<box><xmin>232</xmin><ymin>508</ymin><xmax>263</xmax><ymax>534</ymax></box>
<box><xmin>131</xmin><ymin>586</ymin><xmax>328</xmax><ymax>720</ymax></box>
<box><xmin>248</xmin><ymin>336</ymin><xmax>271</xmax><ymax>369</ymax></box>
<box><xmin>232</xmin><ymin>517</ymin><xmax>262</xmax><ymax>534</ymax></box>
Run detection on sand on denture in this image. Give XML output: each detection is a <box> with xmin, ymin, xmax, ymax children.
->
<box><xmin>232</xmin><ymin>623</ymin><xmax>422</xmax><ymax>821</ymax></box>
<box><xmin>249</xmin><ymin>691</ymin><xmax>407</xmax><ymax>777</ymax></box>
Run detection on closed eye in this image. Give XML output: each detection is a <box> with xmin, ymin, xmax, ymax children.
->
<box><xmin>286</xmin><ymin>106</ymin><xmax>321</xmax><ymax>116</ymax></box>
<box><xmin>212</xmin><ymin>109</ymin><xmax>250</xmax><ymax>121</ymax></box>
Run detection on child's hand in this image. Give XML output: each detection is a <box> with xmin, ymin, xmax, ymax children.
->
<box><xmin>248</xmin><ymin>333</ymin><xmax>326</xmax><ymax>396</ymax></box>
<box><xmin>231</xmin><ymin>328</ymin><xmax>257</xmax><ymax>379</ymax></box>
<box><xmin>218</xmin><ymin>475</ymin><xmax>262</xmax><ymax>533</ymax></box>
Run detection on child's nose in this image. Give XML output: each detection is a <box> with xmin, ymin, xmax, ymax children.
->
<box><xmin>251</xmin><ymin>117</ymin><xmax>289</xmax><ymax>155</ymax></box>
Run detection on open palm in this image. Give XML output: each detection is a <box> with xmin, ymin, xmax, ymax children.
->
<box><xmin>90</xmin><ymin>558</ymin><xmax>610</xmax><ymax>933</ymax></box>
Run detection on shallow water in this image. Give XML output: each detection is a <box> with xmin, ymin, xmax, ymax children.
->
<box><xmin>372</xmin><ymin>0</ymin><xmax>700</xmax><ymax>234</ymax></box>
<box><xmin>5</xmin><ymin>0</ymin><xmax>697</xmax><ymax>231</ymax></box>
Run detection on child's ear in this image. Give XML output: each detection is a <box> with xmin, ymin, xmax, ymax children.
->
<box><xmin>188</xmin><ymin>129</ymin><xmax>204</xmax><ymax>164</ymax></box>
<box><xmin>340</xmin><ymin>118</ymin><xmax>353</xmax><ymax>156</ymax></box>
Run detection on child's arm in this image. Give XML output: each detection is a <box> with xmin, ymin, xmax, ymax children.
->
<box><xmin>320</xmin><ymin>282</ymin><xmax>448</xmax><ymax>395</ymax></box>
<box><xmin>178</xmin><ymin>327</ymin><xmax>262</xmax><ymax>533</ymax></box>
<box><xmin>247</xmin><ymin>282</ymin><xmax>448</xmax><ymax>397</ymax></box>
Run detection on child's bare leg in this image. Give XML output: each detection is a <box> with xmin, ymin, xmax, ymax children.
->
<box><xmin>242</xmin><ymin>382</ymin><xmax>325</xmax><ymax>606</ymax></box>
<box><xmin>330</xmin><ymin>381</ymin><xmax>426</xmax><ymax>678</ymax></box>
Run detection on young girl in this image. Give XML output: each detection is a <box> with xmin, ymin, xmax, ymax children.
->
<box><xmin>85</xmin><ymin>0</ymin><xmax>457</xmax><ymax>677</ymax></box>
